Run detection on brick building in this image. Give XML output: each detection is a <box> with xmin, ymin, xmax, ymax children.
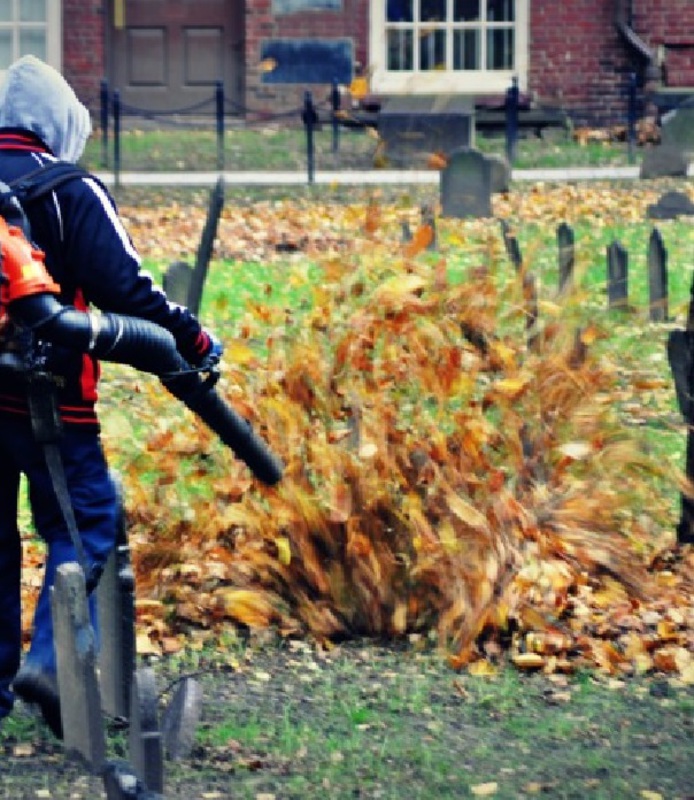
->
<box><xmin>3</xmin><ymin>2</ymin><xmax>694</xmax><ymax>127</ymax></box>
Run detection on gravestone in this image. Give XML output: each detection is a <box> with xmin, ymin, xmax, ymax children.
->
<box><xmin>556</xmin><ymin>222</ymin><xmax>575</xmax><ymax>293</ymax></box>
<box><xmin>607</xmin><ymin>241</ymin><xmax>629</xmax><ymax>309</ymax></box>
<box><xmin>97</xmin><ymin>495</ymin><xmax>135</xmax><ymax>720</ymax></box>
<box><xmin>639</xmin><ymin>145</ymin><xmax>689</xmax><ymax>179</ymax></box>
<box><xmin>660</xmin><ymin>96</ymin><xmax>694</xmax><ymax>157</ymax></box>
<box><xmin>646</xmin><ymin>190</ymin><xmax>694</xmax><ymax>220</ymax></box>
<box><xmin>162</xmin><ymin>261</ymin><xmax>192</xmax><ymax>308</ymax></box>
<box><xmin>648</xmin><ymin>228</ymin><xmax>669</xmax><ymax>322</ymax></box>
<box><xmin>52</xmin><ymin>562</ymin><xmax>106</xmax><ymax>770</ymax></box>
<box><xmin>379</xmin><ymin>95</ymin><xmax>474</xmax><ymax>166</ymax></box>
<box><xmin>161</xmin><ymin>677</ymin><xmax>203</xmax><ymax>761</ymax></box>
<box><xmin>486</xmin><ymin>154</ymin><xmax>511</xmax><ymax>194</ymax></box>
<box><xmin>420</xmin><ymin>204</ymin><xmax>438</xmax><ymax>250</ymax></box>
<box><xmin>129</xmin><ymin>668</ymin><xmax>164</xmax><ymax>794</ymax></box>
<box><xmin>440</xmin><ymin>148</ymin><xmax>492</xmax><ymax>219</ymax></box>
<box><xmin>162</xmin><ymin>176</ymin><xmax>225</xmax><ymax>314</ymax></box>
<box><xmin>499</xmin><ymin>219</ymin><xmax>523</xmax><ymax>271</ymax></box>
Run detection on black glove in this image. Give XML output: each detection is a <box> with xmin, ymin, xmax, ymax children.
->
<box><xmin>179</xmin><ymin>329</ymin><xmax>224</xmax><ymax>368</ymax></box>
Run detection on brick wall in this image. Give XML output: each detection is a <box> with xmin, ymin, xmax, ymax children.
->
<box><xmin>62</xmin><ymin>0</ymin><xmax>104</xmax><ymax>112</ymax></box>
<box><xmin>530</xmin><ymin>0</ymin><xmax>694</xmax><ymax>126</ymax></box>
<box><xmin>634</xmin><ymin>0</ymin><xmax>694</xmax><ymax>86</ymax></box>
<box><xmin>61</xmin><ymin>1</ymin><xmax>694</xmax><ymax>128</ymax></box>
<box><xmin>245</xmin><ymin>0</ymin><xmax>369</xmax><ymax>118</ymax></box>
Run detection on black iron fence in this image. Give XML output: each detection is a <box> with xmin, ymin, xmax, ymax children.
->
<box><xmin>93</xmin><ymin>74</ymin><xmax>644</xmax><ymax>185</ymax></box>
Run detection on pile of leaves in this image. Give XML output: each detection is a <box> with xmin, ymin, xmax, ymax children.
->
<box><xmin>101</xmin><ymin>197</ymin><xmax>694</xmax><ymax>682</ymax></box>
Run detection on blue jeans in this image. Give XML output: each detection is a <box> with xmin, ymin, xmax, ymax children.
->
<box><xmin>0</xmin><ymin>416</ymin><xmax>118</xmax><ymax>718</ymax></box>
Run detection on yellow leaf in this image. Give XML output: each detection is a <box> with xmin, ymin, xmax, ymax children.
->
<box><xmin>275</xmin><ymin>536</ymin><xmax>292</xmax><ymax>566</ymax></box>
<box><xmin>446</xmin><ymin>493</ymin><xmax>488</xmax><ymax>533</ymax></box>
<box><xmin>216</xmin><ymin>589</ymin><xmax>276</xmax><ymax>627</ymax></box>
<box><xmin>471</xmin><ymin>783</ymin><xmax>499</xmax><ymax>796</ymax></box>
<box><xmin>558</xmin><ymin>441</ymin><xmax>592</xmax><ymax>460</ymax></box>
<box><xmin>512</xmin><ymin>653</ymin><xmax>545</xmax><ymax>670</ymax></box>
<box><xmin>468</xmin><ymin>659</ymin><xmax>498</xmax><ymax>677</ymax></box>
<box><xmin>640</xmin><ymin>792</ymin><xmax>664</xmax><ymax>800</ymax></box>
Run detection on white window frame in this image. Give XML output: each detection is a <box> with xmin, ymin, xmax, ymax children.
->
<box><xmin>0</xmin><ymin>1</ymin><xmax>62</xmax><ymax>73</ymax></box>
<box><xmin>369</xmin><ymin>0</ymin><xmax>528</xmax><ymax>95</ymax></box>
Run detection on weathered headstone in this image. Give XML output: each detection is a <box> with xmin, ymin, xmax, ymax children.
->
<box><xmin>639</xmin><ymin>145</ymin><xmax>689</xmax><ymax>179</ymax></box>
<box><xmin>187</xmin><ymin>175</ymin><xmax>225</xmax><ymax>316</ymax></box>
<box><xmin>607</xmin><ymin>241</ymin><xmax>629</xmax><ymax>309</ymax></box>
<box><xmin>440</xmin><ymin>147</ymin><xmax>492</xmax><ymax>219</ymax></box>
<box><xmin>499</xmin><ymin>219</ymin><xmax>523</xmax><ymax>271</ymax></box>
<box><xmin>161</xmin><ymin>677</ymin><xmax>203</xmax><ymax>761</ymax></box>
<box><xmin>556</xmin><ymin>222</ymin><xmax>574</xmax><ymax>293</ymax></box>
<box><xmin>523</xmin><ymin>272</ymin><xmax>540</xmax><ymax>351</ymax></box>
<box><xmin>486</xmin><ymin>153</ymin><xmax>511</xmax><ymax>194</ymax></box>
<box><xmin>420</xmin><ymin>204</ymin><xmax>437</xmax><ymax>250</ymax></box>
<box><xmin>648</xmin><ymin>227</ymin><xmax>669</xmax><ymax>322</ymax></box>
<box><xmin>162</xmin><ymin>261</ymin><xmax>192</xmax><ymax>307</ymax></box>
<box><xmin>660</xmin><ymin>96</ymin><xmax>694</xmax><ymax>157</ymax></box>
<box><xmin>378</xmin><ymin>94</ymin><xmax>473</xmax><ymax>165</ymax></box>
<box><xmin>129</xmin><ymin>668</ymin><xmax>164</xmax><ymax>794</ymax></box>
<box><xmin>646</xmin><ymin>190</ymin><xmax>694</xmax><ymax>220</ymax></box>
<box><xmin>161</xmin><ymin>176</ymin><xmax>225</xmax><ymax>314</ymax></box>
<box><xmin>52</xmin><ymin>562</ymin><xmax>106</xmax><ymax>770</ymax></box>
<box><xmin>97</xmin><ymin>496</ymin><xmax>135</xmax><ymax>721</ymax></box>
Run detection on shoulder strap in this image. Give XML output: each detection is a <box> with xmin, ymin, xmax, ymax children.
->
<box><xmin>8</xmin><ymin>161</ymin><xmax>90</xmax><ymax>203</ymax></box>
<box><xmin>0</xmin><ymin>161</ymin><xmax>92</xmax><ymax>239</ymax></box>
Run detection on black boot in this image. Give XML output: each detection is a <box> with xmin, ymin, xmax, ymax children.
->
<box><xmin>13</xmin><ymin>666</ymin><xmax>62</xmax><ymax>739</ymax></box>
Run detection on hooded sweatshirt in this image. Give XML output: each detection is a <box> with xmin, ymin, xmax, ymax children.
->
<box><xmin>0</xmin><ymin>56</ymin><xmax>209</xmax><ymax>426</ymax></box>
<box><xmin>0</xmin><ymin>55</ymin><xmax>92</xmax><ymax>163</ymax></box>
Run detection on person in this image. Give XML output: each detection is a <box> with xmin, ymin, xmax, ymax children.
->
<box><xmin>0</xmin><ymin>55</ymin><xmax>221</xmax><ymax>737</ymax></box>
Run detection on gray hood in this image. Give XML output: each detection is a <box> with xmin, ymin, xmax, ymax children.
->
<box><xmin>0</xmin><ymin>55</ymin><xmax>92</xmax><ymax>163</ymax></box>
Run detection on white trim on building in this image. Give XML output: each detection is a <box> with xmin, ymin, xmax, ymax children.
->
<box><xmin>0</xmin><ymin>0</ymin><xmax>62</xmax><ymax>72</ymax></box>
<box><xmin>369</xmin><ymin>0</ymin><xmax>528</xmax><ymax>95</ymax></box>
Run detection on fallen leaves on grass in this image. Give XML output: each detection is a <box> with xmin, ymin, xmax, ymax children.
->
<box><xmin>18</xmin><ymin>189</ymin><xmax>694</xmax><ymax>682</ymax></box>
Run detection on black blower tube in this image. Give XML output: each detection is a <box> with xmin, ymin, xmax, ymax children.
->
<box><xmin>10</xmin><ymin>294</ymin><xmax>284</xmax><ymax>485</ymax></box>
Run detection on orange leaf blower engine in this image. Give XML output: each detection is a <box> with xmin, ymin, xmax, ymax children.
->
<box><xmin>0</xmin><ymin>212</ymin><xmax>282</xmax><ymax>485</ymax></box>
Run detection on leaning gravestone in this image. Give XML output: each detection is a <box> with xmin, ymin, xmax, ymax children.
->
<box><xmin>129</xmin><ymin>668</ymin><xmax>164</xmax><ymax>794</ymax></box>
<box><xmin>161</xmin><ymin>677</ymin><xmax>203</xmax><ymax>761</ymax></box>
<box><xmin>607</xmin><ymin>241</ymin><xmax>629</xmax><ymax>309</ymax></box>
<box><xmin>556</xmin><ymin>222</ymin><xmax>575</xmax><ymax>293</ymax></box>
<box><xmin>648</xmin><ymin>228</ymin><xmax>669</xmax><ymax>322</ymax></box>
<box><xmin>440</xmin><ymin>147</ymin><xmax>492</xmax><ymax>218</ymax></box>
<box><xmin>98</xmin><ymin>494</ymin><xmax>135</xmax><ymax>721</ymax></box>
<box><xmin>162</xmin><ymin>176</ymin><xmax>225</xmax><ymax>314</ymax></box>
<box><xmin>647</xmin><ymin>190</ymin><xmax>694</xmax><ymax>220</ymax></box>
<box><xmin>640</xmin><ymin>145</ymin><xmax>689</xmax><ymax>179</ymax></box>
<box><xmin>52</xmin><ymin>562</ymin><xmax>106</xmax><ymax>770</ymax></box>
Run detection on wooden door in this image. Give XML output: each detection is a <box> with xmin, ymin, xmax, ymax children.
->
<box><xmin>109</xmin><ymin>0</ymin><xmax>244</xmax><ymax>114</ymax></box>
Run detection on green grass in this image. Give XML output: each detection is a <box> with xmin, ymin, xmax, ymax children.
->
<box><xmin>80</xmin><ymin>124</ymin><xmax>634</xmax><ymax>174</ymax></box>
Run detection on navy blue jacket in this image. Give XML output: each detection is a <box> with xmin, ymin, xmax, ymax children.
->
<box><xmin>0</xmin><ymin>131</ymin><xmax>208</xmax><ymax>426</ymax></box>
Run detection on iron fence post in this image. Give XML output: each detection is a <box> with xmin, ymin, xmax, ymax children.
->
<box><xmin>505</xmin><ymin>76</ymin><xmax>519</xmax><ymax>165</ymax></box>
<box><xmin>215</xmin><ymin>80</ymin><xmax>225</xmax><ymax>171</ymax></box>
<box><xmin>331</xmin><ymin>77</ymin><xmax>340</xmax><ymax>154</ymax></box>
<box><xmin>112</xmin><ymin>90</ymin><xmax>121</xmax><ymax>190</ymax></box>
<box><xmin>302</xmin><ymin>90</ymin><xmax>317</xmax><ymax>184</ymax></box>
<box><xmin>99</xmin><ymin>79</ymin><xmax>109</xmax><ymax>168</ymax></box>
<box><xmin>627</xmin><ymin>72</ymin><xmax>637</xmax><ymax>165</ymax></box>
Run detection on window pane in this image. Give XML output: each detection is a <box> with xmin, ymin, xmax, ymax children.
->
<box><xmin>454</xmin><ymin>0</ymin><xmax>480</xmax><ymax>22</ymax></box>
<box><xmin>0</xmin><ymin>0</ymin><xmax>11</xmax><ymax>23</ymax></box>
<box><xmin>0</xmin><ymin>30</ymin><xmax>11</xmax><ymax>67</ymax></box>
<box><xmin>20</xmin><ymin>0</ymin><xmax>46</xmax><ymax>23</ymax></box>
<box><xmin>421</xmin><ymin>0</ymin><xmax>445</xmax><ymax>22</ymax></box>
<box><xmin>387</xmin><ymin>0</ymin><xmax>412</xmax><ymax>22</ymax></box>
<box><xmin>387</xmin><ymin>28</ymin><xmax>413</xmax><ymax>70</ymax></box>
<box><xmin>19</xmin><ymin>28</ymin><xmax>45</xmax><ymax>59</ymax></box>
<box><xmin>486</xmin><ymin>27</ymin><xmax>513</xmax><ymax>69</ymax></box>
<box><xmin>487</xmin><ymin>0</ymin><xmax>514</xmax><ymax>23</ymax></box>
<box><xmin>419</xmin><ymin>28</ymin><xmax>445</xmax><ymax>70</ymax></box>
<box><xmin>453</xmin><ymin>29</ymin><xmax>479</xmax><ymax>69</ymax></box>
